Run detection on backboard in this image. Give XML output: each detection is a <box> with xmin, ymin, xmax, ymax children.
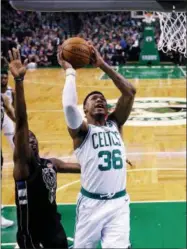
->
<box><xmin>9</xmin><ymin>0</ymin><xmax>187</xmax><ymax>12</ymax></box>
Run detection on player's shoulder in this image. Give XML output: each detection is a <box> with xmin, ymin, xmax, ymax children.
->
<box><xmin>6</xmin><ymin>86</ymin><xmax>14</xmax><ymax>94</ymax></box>
<box><xmin>1</xmin><ymin>94</ymin><xmax>8</xmax><ymax>103</ymax></box>
<box><xmin>25</xmin><ymin>157</ymin><xmax>57</xmax><ymax>183</ymax></box>
<box><xmin>6</xmin><ymin>86</ymin><xmax>13</xmax><ymax>91</ymax></box>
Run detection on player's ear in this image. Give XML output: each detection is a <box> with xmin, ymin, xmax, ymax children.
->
<box><xmin>83</xmin><ymin>104</ymin><xmax>88</xmax><ymax>115</ymax></box>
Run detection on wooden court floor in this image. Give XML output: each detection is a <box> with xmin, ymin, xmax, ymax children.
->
<box><xmin>1</xmin><ymin>66</ymin><xmax>186</xmax><ymax>205</ymax></box>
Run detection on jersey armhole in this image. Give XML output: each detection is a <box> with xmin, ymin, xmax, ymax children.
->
<box><xmin>42</xmin><ymin>158</ymin><xmax>58</xmax><ymax>173</ymax></box>
<box><xmin>108</xmin><ymin>120</ymin><xmax>119</xmax><ymax>129</ymax></box>
<box><xmin>75</xmin><ymin>125</ymin><xmax>91</xmax><ymax>152</ymax></box>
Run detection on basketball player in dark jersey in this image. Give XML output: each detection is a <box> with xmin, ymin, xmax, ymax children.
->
<box><xmin>8</xmin><ymin>48</ymin><xmax>81</xmax><ymax>248</ymax></box>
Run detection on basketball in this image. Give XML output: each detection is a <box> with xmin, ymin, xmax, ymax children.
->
<box><xmin>61</xmin><ymin>37</ymin><xmax>91</xmax><ymax>69</ymax></box>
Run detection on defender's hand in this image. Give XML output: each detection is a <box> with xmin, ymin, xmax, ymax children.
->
<box><xmin>88</xmin><ymin>41</ymin><xmax>105</xmax><ymax>68</ymax></box>
<box><xmin>57</xmin><ymin>48</ymin><xmax>73</xmax><ymax>70</ymax></box>
<box><xmin>8</xmin><ymin>48</ymin><xmax>27</xmax><ymax>78</ymax></box>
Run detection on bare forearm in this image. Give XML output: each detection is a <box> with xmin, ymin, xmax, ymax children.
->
<box><xmin>58</xmin><ymin>163</ymin><xmax>81</xmax><ymax>173</ymax></box>
<box><xmin>14</xmin><ymin>79</ymin><xmax>30</xmax><ymax>161</ymax></box>
<box><xmin>50</xmin><ymin>158</ymin><xmax>81</xmax><ymax>173</ymax></box>
<box><xmin>15</xmin><ymin>80</ymin><xmax>29</xmax><ymax>130</ymax></box>
<box><xmin>9</xmin><ymin>48</ymin><xmax>30</xmax><ymax>168</ymax></box>
<box><xmin>100</xmin><ymin>62</ymin><xmax>136</xmax><ymax>96</ymax></box>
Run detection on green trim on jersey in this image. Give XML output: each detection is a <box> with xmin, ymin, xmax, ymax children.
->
<box><xmin>81</xmin><ymin>187</ymin><xmax>126</xmax><ymax>200</ymax></box>
<box><xmin>108</xmin><ymin>120</ymin><xmax>118</xmax><ymax>129</ymax></box>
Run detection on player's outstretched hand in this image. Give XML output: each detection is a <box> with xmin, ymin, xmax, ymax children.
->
<box><xmin>87</xmin><ymin>41</ymin><xmax>105</xmax><ymax>68</ymax></box>
<box><xmin>8</xmin><ymin>48</ymin><xmax>27</xmax><ymax>79</ymax></box>
<box><xmin>57</xmin><ymin>47</ymin><xmax>73</xmax><ymax>70</ymax></box>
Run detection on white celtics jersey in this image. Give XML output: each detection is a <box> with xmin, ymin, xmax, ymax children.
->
<box><xmin>1</xmin><ymin>94</ymin><xmax>5</xmax><ymax>130</ymax></box>
<box><xmin>75</xmin><ymin>120</ymin><xmax>126</xmax><ymax>194</ymax></box>
<box><xmin>2</xmin><ymin>86</ymin><xmax>13</xmax><ymax>105</ymax></box>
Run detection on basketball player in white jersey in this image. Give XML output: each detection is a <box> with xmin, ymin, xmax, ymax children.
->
<box><xmin>1</xmin><ymin>70</ymin><xmax>15</xmax><ymax>149</ymax></box>
<box><xmin>1</xmin><ymin>70</ymin><xmax>15</xmax><ymax>227</ymax></box>
<box><xmin>59</xmin><ymin>43</ymin><xmax>136</xmax><ymax>248</ymax></box>
<box><xmin>1</xmin><ymin>93</ymin><xmax>15</xmax><ymax>228</ymax></box>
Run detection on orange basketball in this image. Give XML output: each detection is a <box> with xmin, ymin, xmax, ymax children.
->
<box><xmin>61</xmin><ymin>37</ymin><xmax>91</xmax><ymax>69</ymax></box>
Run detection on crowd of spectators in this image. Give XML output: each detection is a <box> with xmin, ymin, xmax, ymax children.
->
<box><xmin>1</xmin><ymin>2</ymin><xmax>69</xmax><ymax>67</ymax></box>
<box><xmin>1</xmin><ymin>2</ymin><xmax>185</xmax><ymax>67</ymax></box>
<box><xmin>76</xmin><ymin>12</ymin><xmax>143</xmax><ymax>65</ymax></box>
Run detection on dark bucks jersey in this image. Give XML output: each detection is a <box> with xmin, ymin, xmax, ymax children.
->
<box><xmin>15</xmin><ymin>157</ymin><xmax>62</xmax><ymax>244</ymax></box>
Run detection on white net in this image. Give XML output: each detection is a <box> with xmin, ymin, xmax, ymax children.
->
<box><xmin>157</xmin><ymin>12</ymin><xmax>187</xmax><ymax>57</ymax></box>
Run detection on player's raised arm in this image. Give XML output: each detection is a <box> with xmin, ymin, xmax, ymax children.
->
<box><xmin>57</xmin><ymin>50</ymin><xmax>88</xmax><ymax>149</ymax></box>
<box><xmin>89</xmin><ymin>44</ymin><xmax>136</xmax><ymax>129</ymax></box>
<box><xmin>8</xmin><ymin>48</ymin><xmax>30</xmax><ymax>180</ymax></box>
<box><xmin>2</xmin><ymin>94</ymin><xmax>15</xmax><ymax>122</ymax></box>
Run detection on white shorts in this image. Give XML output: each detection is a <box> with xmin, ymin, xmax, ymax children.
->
<box><xmin>74</xmin><ymin>193</ymin><xmax>130</xmax><ymax>248</ymax></box>
<box><xmin>2</xmin><ymin>113</ymin><xmax>15</xmax><ymax>149</ymax></box>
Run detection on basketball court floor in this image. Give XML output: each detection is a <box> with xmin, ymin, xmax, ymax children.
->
<box><xmin>1</xmin><ymin>65</ymin><xmax>186</xmax><ymax>248</ymax></box>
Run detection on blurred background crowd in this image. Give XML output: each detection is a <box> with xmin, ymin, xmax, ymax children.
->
<box><xmin>1</xmin><ymin>1</ymin><xmax>185</xmax><ymax>67</ymax></box>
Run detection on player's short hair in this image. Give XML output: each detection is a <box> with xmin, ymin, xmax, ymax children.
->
<box><xmin>83</xmin><ymin>91</ymin><xmax>105</xmax><ymax>107</ymax></box>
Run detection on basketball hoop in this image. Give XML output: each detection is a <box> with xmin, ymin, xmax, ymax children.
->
<box><xmin>143</xmin><ymin>12</ymin><xmax>156</xmax><ymax>24</ymax></box>
<box><xmin>156</xmin><ymin>11</ymin><xmax>186</xmax><ymax>57</ymax></box>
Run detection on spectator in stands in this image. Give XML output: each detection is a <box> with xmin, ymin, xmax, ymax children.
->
<box><xmin>26</xmin><ymin>55</ymin><xmax>37</xmax><ymax>70</ymax></box>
